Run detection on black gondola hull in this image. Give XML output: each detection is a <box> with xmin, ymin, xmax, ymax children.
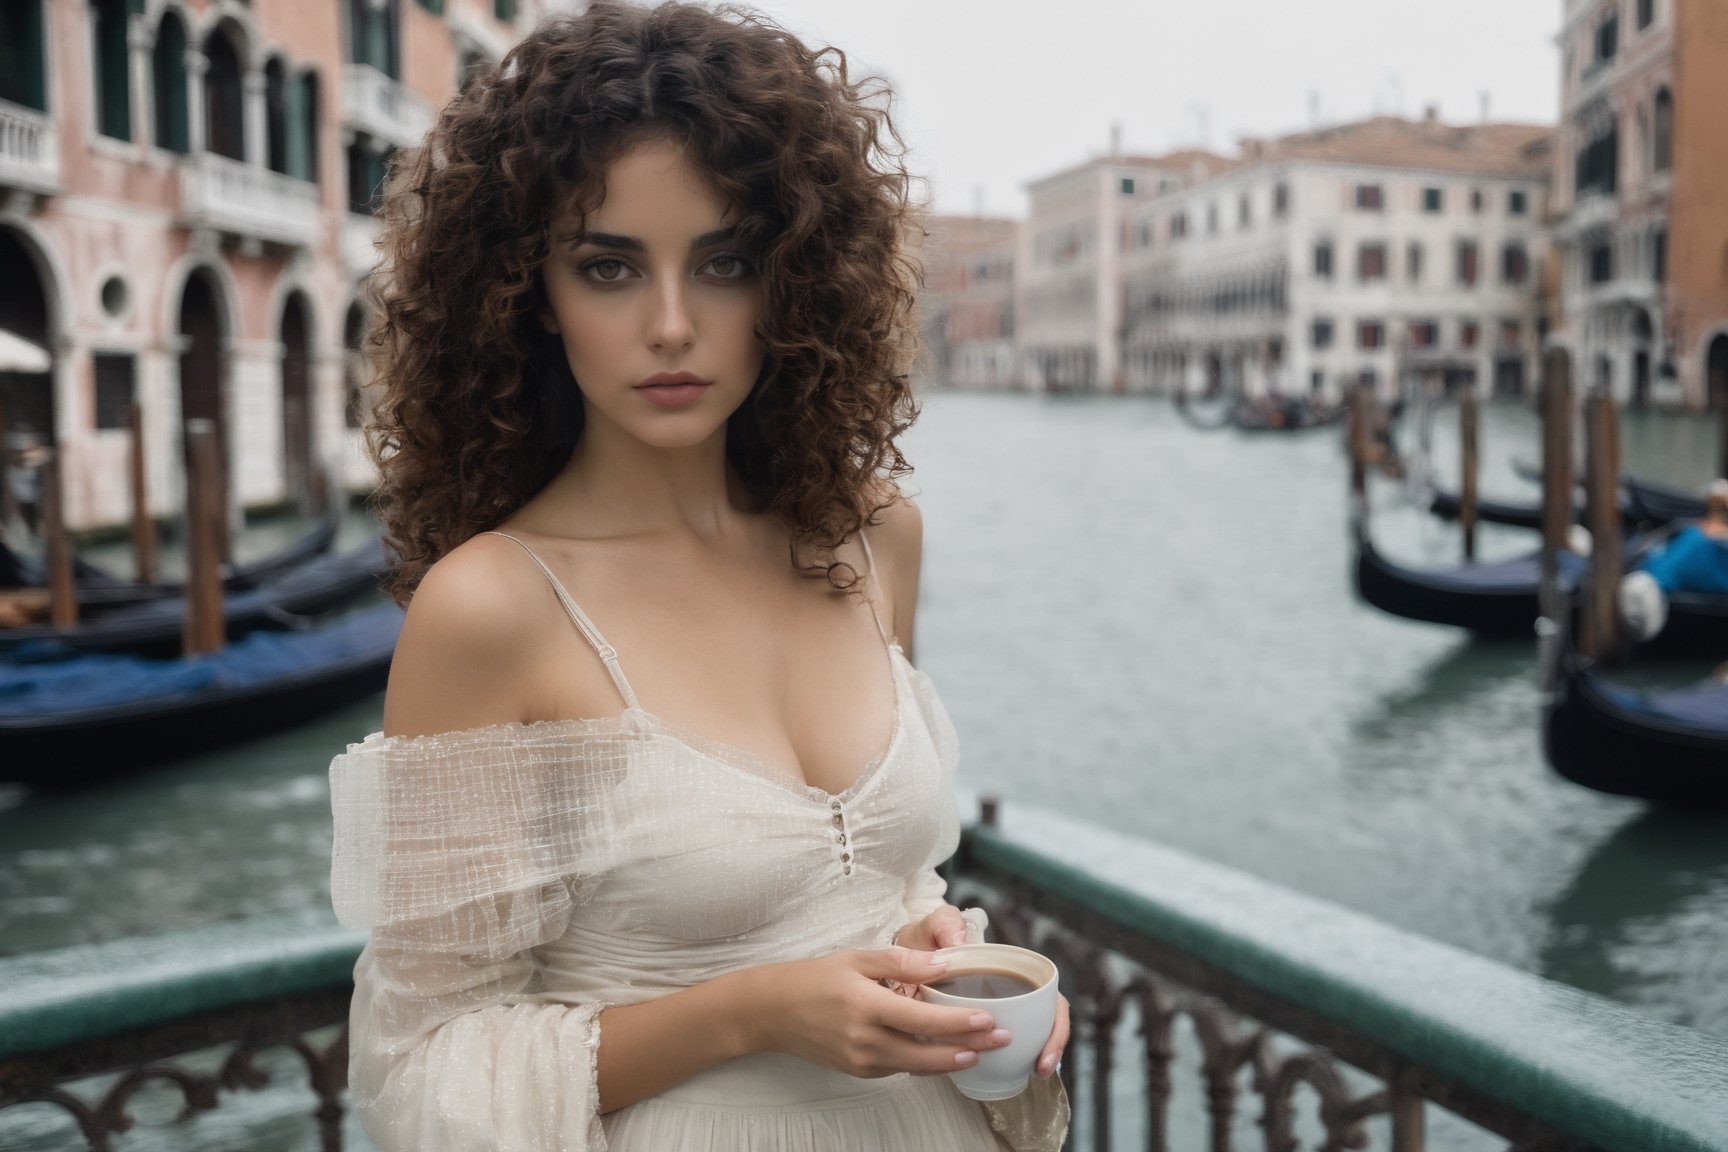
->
<box><xmin>1353</xmin><ymin>529</ymin><xmax>1554</xmax><ymax>635</ymax></box>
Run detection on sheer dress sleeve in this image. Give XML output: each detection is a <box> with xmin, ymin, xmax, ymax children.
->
<box><xmin>329</xmin><ymin>721</ymin><xmax>632</xmax><ymax>1152</ymax></box>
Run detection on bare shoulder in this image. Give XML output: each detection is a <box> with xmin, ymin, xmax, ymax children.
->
<box><xmin>381</xmin><ymin>533</ymin><xmax>552</xmax><ymax>738</ymax></box>
<box><xmin>865</xmin><ymin>488</ymin><xmax>924</xmax><ymax>653</ymax></box>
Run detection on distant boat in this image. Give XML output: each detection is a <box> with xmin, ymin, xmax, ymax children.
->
<box><xmin>1428</xmin><ymin>475</ymin><xmax>1706</xmax><ymax>532</ymax></box>
<box><xmin>0</xmin><ymin>536</ymin><xmax>389</xmax><ymax>659</ymax></box>
<box><xmin>0</xmin><ymin>600</ymin><xmax>403</xmax><ymax>788</ymax></box>
<box><xmin>1174</xmin><ymin>390</ymin><xmax>1343</xmax><ymax>433</ymax></box>
<box><xmin>1540</xmin><ymin>616</ymin><xmax>1728</xmax><ymax>806</ymax></box>
<box><xmin>0</xmin><ymin>506</ymin><xmax>341</xmax><ymax>614</ymax></box>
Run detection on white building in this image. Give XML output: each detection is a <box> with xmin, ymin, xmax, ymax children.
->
<box><xmin>1016</xmin><ymin>150</ymin><xmax>1230</xmax><ymax>392</ymax></box>
<box><xmin>1119</xmin><ymin>114</ymin><xmax>1554</xmax><ymax>402</ymax></box>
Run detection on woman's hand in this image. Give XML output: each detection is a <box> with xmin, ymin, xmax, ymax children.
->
<box><xmin>734</xmin><ymin>948</ymin><xmax>1010</xmax><ymax>1079</ymax></box>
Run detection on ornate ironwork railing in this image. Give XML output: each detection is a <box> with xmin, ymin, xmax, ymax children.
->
<box><xmin>3</xmin><ymin>801</ymin><xmax>1726</xmax><ymax>1151</ymax></box>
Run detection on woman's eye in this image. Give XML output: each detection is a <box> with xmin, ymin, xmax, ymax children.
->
<box><xmin>582</xmin><ymin>258</ymin><xmax>632</xmax><ymax>283</ymax></box>
<box><xmin>703</xmin><ymin>254</ymin><xmax>751</xmax><ymax>279</ymax></box>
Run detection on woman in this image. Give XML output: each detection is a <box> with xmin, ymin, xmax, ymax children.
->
<box><xmin>328</xmin><ymin>4</ymin><xmax>1069</xmax><ymax>1149</ymax></box>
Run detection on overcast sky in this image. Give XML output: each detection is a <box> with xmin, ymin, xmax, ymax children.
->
<box><xmin>740</xmin><ymin>0</ymin><xmax>1563</xmax><ymax>218</ymax></box>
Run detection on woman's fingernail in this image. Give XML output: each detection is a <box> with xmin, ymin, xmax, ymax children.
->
<box><xmin>987</xmin><ymin>1029</ymin><xmax>1012</xmax><ymax>1046</ymax></box>
<box><xmin>1038</xmin><ymin>1054</ymin><xmax>1057</xmax><ymax>1076</ymax></box>
<box><xmin>955</xmin><ymin>1050</ymin><xmax>978</xmax><ymax>1067</ymax></box>
<box><xmin>968</xmin><ymin>1013</ymin><xmax>994</xmax><ymax>1029</ymax></box>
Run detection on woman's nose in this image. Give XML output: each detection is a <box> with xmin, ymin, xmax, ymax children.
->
<box><xmin>648</xmin><ymin>281</ymin><xmax>696</xmax><ymax>352</ymax></box>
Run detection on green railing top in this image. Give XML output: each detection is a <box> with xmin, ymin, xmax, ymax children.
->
<box><xmin>0</xmin><ymin>912</ymin><xmax>364</xmax><ymax>1061</ymax></box>
<box><xmin>962</xmin><ymin>799</ymin><xmax>1728</xmax><ymax>1152</ymax></box>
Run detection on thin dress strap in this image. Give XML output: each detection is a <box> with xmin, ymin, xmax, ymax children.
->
<box><xmin>481</xmin><ymin>531</ymin><xmax>641</xmax><ymax>712</ymax></box>
<box><xmin>855</xmin><ymin>529</ymin><xmax>894</xmax><ymax>648</ymax></box>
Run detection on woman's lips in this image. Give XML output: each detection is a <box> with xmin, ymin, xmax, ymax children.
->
<box><xmin>634</xmin><ymin>373</ymin><xmax>713</xmax><ymax>408</ymax></box>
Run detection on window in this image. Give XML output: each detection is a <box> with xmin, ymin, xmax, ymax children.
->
<box><xmin>1422</xmin><ymin>187</ymin><xmax>1443</xmax><ymax>213</ymax></box>
<box><xmin>1358</xmin><ymin>242</ymin><xmax>1387</xmax><ymax>281</ymax></box>
<box><xmin>495</xmin><ymin>0</ymin><xmax>517</xmax><ymax>19</ymax></box>
<box><xmin>0</xmin><ymin>0</ymin><xmax>47</xmax><ymax>110</ymax></box>
<box><xmin>1596</xmin><ymin>14</ymin><xmax>1618</xmax><ymax>62</ymax></box>
<box><xmin>1120</xmin><ymin>177</ymin><xmax>1135</xmax><ymax>194</ymax></box>
<box><xmin>1409</xmin><ymin>321</ymin><xmax>1439</xmax><ymax>348</ymax></box>
<box><xmin>1576</xmin><ymin>123</ymin><xmax>1621</xmax><ymax>197</ymax></box>
<box><xmin>1312</xmin><ymin>319</ymin><xmax>1334</xmax><ymax>349</ymax></box>
<box><xmin>348</xmin><ymin>137</ymin><xmax>392</xmax><ymax>215</ymax></box>
<box><xmin>1407</xmin><ymin>241</ymin><xmax>1425</xmax><ymax>283</ymax></box>
<box><xmin>1171</xmin><ymin>212</ymin><xmax>1188</xmax><ymax>239</ymax></box>
<box><xmin>1273</xmin><ymin>182</ymin><xmax>1289</xmax><ymax>216</ymax></box>
<box><xmin>93</xmin><ymin>354</ymin><xmax>136</xmax><ymax>431</ymax></box>
<box><xmin>1509</xmin><ymin>189</ymin><xmax>1528</xmax><ymax>215</ymax></box>
<box><xmin>92</xmin><ymin>0</ymin><xmax>132</xmax><ymax>140</ymax></box>
<box><xmin>415</xmin><ymin>0</ymin><xmax>444</xmax><ymax>11</ymax></box>
<box><xmin>285</xmin><ymin>72</ymin><xmax>320</xmax><ymax>183</ymax></box>
<box><xmin>1238</xmin><ymin>194</ymin><xmax>1251</xmax><ymax>228</ymax></box>
<box><xmin>1207</xmin><ymin>203</ymin><xmax>1219</xmax><ymax>234</ymax></box>
<box><xmin>1470</xmin><ymin>188</ymin><xmax>1484</xmax><ymax>213</ymax></box>
<box><xmin>1589</xmin><ymin>241</ymin><xmax>1614</xmax><ymax>283</ymax></box>
<box><xmin>1499</xmin><ymin>320</ymin><xmax>1522</xmax><ymax>348</ymax></box>
<box><xmin>1314</xmin><ymin>241</ymin><xmax>1334</xmax><ymax>278</ymax></box>
<box><xmin>1355</xmin><ymin>184</ymin><xmax>1384</xmax><ymax>210</ymax></box>
<box><xmin>1456</xmin><ymin>239</ymin><xmax>1480</xmax><ymax>287</ymax></box>
<box><xmin>1358</xmin><ymin>321</ymin><xmax>1385</xmax><ymax>350</ymax></box>
<box><xmin>1653</xmin><ymin>227</ymin><xmax>1668</xmax><ymax>282</ymax></box>
<box><xmin>350</xmin><ymin>0</ymin><xmax>402</xmax><ymax>78</ymax></box>
<box><xmin>1637</xmin><ymin>0</ymin><xmax>1655</xmax><ymax>29</ymax></box>
<box><xmin>1461</xmin><ymin>321</ymin><xmax>1479</xmax><ymax>349</ymax></box>
<box><xmin>1501</xmin><ymin>242</ymin><xmax>1530</xmax><ymax>285</ymax></box>
<box><xmin>152</xmin><ymin>12</ymin><xmax>190</xmax><ymax>152</ymax></box>
<box><xmin>1653</xmin><ymin>88</ymin><xmax>1672</xmax><ymax>172</ymax></box>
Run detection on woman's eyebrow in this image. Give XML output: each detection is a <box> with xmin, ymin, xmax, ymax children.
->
<box><xmin>561</xmin><ymin>227</ymin><xmax>737</xmax><ymax>252</ymax></box>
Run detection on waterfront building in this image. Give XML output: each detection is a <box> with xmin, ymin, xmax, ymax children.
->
<box><xmin>917</xmin><ymin>214</ymin><xmax>1018</xmax><ymax>390</ymax></box>
<box><xmin>0</xmin><ymin>0</ymin><xmax>574</xmax><ymax>536</ymax></box>
<box><xmin>1017</xmin><ymin>148</ymin><xmax>1231</xmax><ymax>392</ymax></box>
<box><xmin>1119</xmin><ymin>114</ymin><xmax>1553</xmax><ymax>401</ymax></box>
<box><xmin>1553</xmin><ymin>0</ymin><xmax>1728</xmax><ymax>410</ymax></box>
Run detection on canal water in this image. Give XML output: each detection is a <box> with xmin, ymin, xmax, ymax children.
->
<box><xmin>2</xmin><ymin>392</ymin><xmax>1724</xmax><ymax>1149</ymax></box>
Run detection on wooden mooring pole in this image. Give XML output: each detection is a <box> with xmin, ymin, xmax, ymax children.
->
<box><xmin>1581</xmin><ymin>391</ymin><xmax>1625</xmax><ymax>664</ymax></box>
<box><xmin>1539</xmin><ymin>350</ymin><xmax>1574</xmax><ymax>624</ymax></box>
<box><xmin>38</xmin><ymin>450</ymin><xmax>77</xmax><ymax>629</ymax></box>
<box><xmin>1459</xmin><ymin>382</ymin><xmax>1479</xmax><ymax>562</ymax></box>
<box><xmin>1349</xmin><ymin>377</ymin><xmax>1375</xmax><ymax>503</ymax></box>
<box><xmin>184</xmin><ymin>418</ymin><xmax>225</xmax><ymax>655</ymax></box>
<box><xmin>128</xmin><ymin>402</ymin><xmax>156</xmax><ymax>584</ymax></box>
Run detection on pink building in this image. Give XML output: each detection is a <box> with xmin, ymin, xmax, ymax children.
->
<box><xmin>0</xmin><ymin>0</ymin><xmax>573</xmax><ymax>535</ymax></box>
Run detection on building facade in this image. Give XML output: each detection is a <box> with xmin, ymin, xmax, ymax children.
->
<box><xmin>1119</xmin><ymin>115</ymin><xmax>1553</xmax><ymax>402</ymax></box>
<box><xmin>1554</xmin><ymin>0</ymin><xmax>1728</xmax><ymax>410</ymax></box>
<box><xmin>917</xmin><ymin>214</ymin><xmax>1018</xmax><ymax>389</ymax></box>
<box><xmin>0</xmin><ymin>0</ymin><xmax>571</xmax><ymax>536</ymax></box>
<box><xmin>1016</xmin><ymin>151</ymin><xmax>1231</xmax><ymax>392</ymax></box>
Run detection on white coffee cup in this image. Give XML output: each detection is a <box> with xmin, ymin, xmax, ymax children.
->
<box><xmin>917</xmin><ymin>943</ymin><xmax>1060</xmax><ymax>1101</ymax></box>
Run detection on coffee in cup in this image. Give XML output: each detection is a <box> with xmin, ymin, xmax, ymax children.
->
<box><xmin>917</xmin><ymin>943</ymin><xmax>1059</xmax><ymax>1101</ymax></box>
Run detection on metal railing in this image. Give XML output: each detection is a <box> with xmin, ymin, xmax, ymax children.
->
<box><xmin>0</xmin><ymin>98</ymin><xmax>59</xmax><ymax>195</ymax></box>
<box><xmin>3</xmin><ymin>801</ymin><xmax>1726</xmax><ymax>1152</ymax></box>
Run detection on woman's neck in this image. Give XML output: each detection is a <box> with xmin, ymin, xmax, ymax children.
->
<box><xmin>535</xmin><ymin>421</ymin><xmax>752</xmax><ymax>543</ymax></box>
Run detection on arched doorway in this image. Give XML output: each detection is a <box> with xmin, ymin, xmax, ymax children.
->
<box><xmin>0</xmin><ymin>228</ymin><xmax>55</xmax><ymax>535</ymax></box>
<box><xmin>179</xmin><ymin>270</ymin><xmax>229</xmax><ymax>558</ymax></box>
<box><xmin>280</xmin><ymin>292</ymin><xmax>313</xmax><ymax>507</ymax></box>
<box><xmin>1631</xmin><ymin>310</ymin><xmax>1654</xmax><ymax>408</ymax></box>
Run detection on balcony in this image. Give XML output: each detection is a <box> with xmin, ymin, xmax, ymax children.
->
<box><xmin>342</xmin><ymin>64</ymin><xmax>434</xmax><ymax>149</ymax></box>
<box><xmin>5</xmin><ymin>796</ymin><xmax>1726</xmax><ymax>1151</ymax></box>
<box><xmin>0</xmin><ymin>98</ymin><xmax>59</xmax><ymax>195</ymax></box>
<box><xmin>345</xmin><ymin>213</ymin><xmax>382</xmax><ymax>278</ymax></box>
<box><xmin>180</xmin><ymin>153</ymin><xmax>320</xmax><ymax>248</ymax></box>
<box><xmin>1558</xmin><ymin>189</ymin><xmax>1618</xmax><ymax>241</ymax></box>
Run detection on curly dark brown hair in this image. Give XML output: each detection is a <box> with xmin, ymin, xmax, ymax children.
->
<box><xmin>365</xmin><ymin>1</ymin><xmax>922</xmax><ymax>603</ymax></box>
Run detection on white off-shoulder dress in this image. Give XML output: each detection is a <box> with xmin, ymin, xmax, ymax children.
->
<box><xmin>328</xmin><ymin>532</ymin><xmax>1067</xmax><ymax>1152</ymax></box>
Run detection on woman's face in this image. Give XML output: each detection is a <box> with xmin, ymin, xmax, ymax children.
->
<box><xmin>541</xmin><ymin>137</ymin><xmax>766</xmax><ymax>453</ymax></box>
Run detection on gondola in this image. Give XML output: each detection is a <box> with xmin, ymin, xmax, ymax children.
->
<box><xmin>1354</xmin><ymin>517</ymin><xmax>1728</xmax><ymax>650</ymax></box>
<box><xmin>1539</xmin><ymin>615</ymin><xmax>1728</xmax><ymax>806</ymax></box>
<box><xmin>1351</xmin><ymin>515</ymin><xmax>1586</xmax><ymax>635</ymax></box>
<box><xmin>1228</xmin><ymin>395</ymin><xmax>1345</xmax><ymax>432</ymax></box>
<box><xmin>0</xmin><ymin>505</ymin><xmax>341</xmax><ymax>613</ymax></box>
<box><xmin>0</xmin><ymin>600</ymin><xmax>403</xmax><ymax>788</ymax></box>
<box><xmin>1429</xmin><ymin>476</ymin><xmax>1706</xmax><ymax>532</ymax></box>
<box><xmin>0</xmin><ymin>535</ymin><xmax>388</xmax><ymax>659</ymax></box>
